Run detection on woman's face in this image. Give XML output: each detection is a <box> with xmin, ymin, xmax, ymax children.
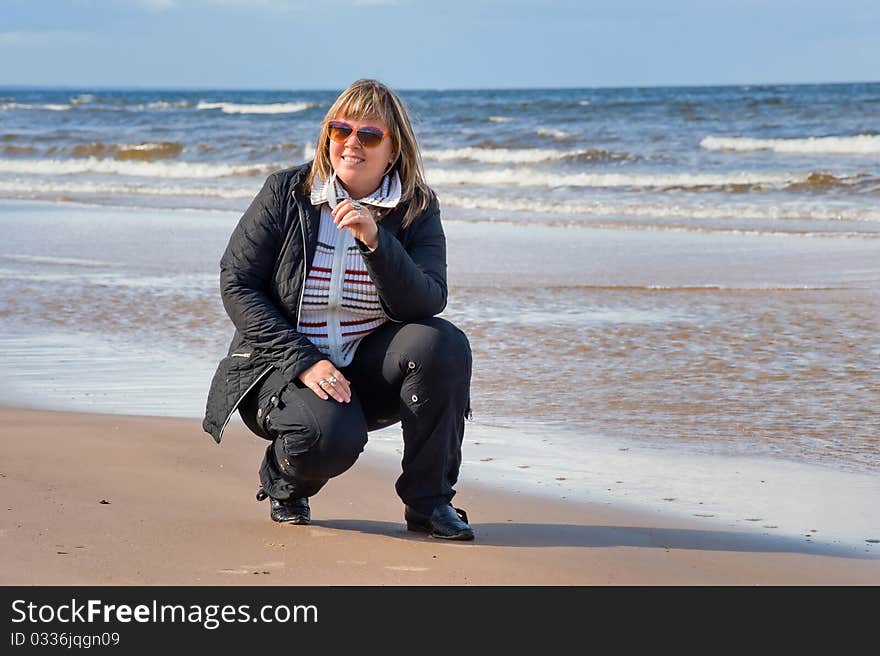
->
<box><xmin>328</xmin><ymin>115</ymin><xmax>395</xmax><ymax>197</ymax></box>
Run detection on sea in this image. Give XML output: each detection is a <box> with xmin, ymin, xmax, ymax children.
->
<box><xmin>1</xmin><ymin>83</ymin><xmax>878</xmax><ymax>552</ymax></box>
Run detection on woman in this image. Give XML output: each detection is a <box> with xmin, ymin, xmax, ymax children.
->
<box><xmin>202</xmin><ymin>79</ymin><xmax>474</xmax><ymax>540</ymax></box>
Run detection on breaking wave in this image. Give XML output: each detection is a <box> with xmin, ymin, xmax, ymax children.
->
<box><xmin>423</xmin><ymin>147</ymin><xmax>633</xmax><ymax>164</ymax></box>
<box><xmin>196</xmin><ymin>101</ymin><xmax>319</xmax><ymax>114</ymax></box>
<box><xmin>0</xmin><ymin>158</ymin><xmax>270</xmax><ymax>179</ymax></box>
<box><xmin>425</xmin><ymin>167</ymin><xmax>800</xmax><ymax>189</ymax></box>
<box><xmin>701</xmin><ymin>134</ymin><xmax>880</xmax><ymax>155</ymax></box>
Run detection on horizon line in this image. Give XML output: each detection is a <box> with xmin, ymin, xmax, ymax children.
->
<box><xmin>1</xmin><ymin>79</ymin><xmax>878</xmax><ymax>93</ymax></box>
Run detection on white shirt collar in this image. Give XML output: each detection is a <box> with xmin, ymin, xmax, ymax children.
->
<box><xmin>310</xmin><ymin>169</ymin><xmax>402</xmax><ymax>210</ymax></box>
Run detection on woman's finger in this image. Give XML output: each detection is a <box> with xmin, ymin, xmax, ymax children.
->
<box><xmin>324</xmin><ymin>380</ymin><xmax>346</xmax><ymax>403</ymax></box>
<box><xmin>328</xmin><ymin>372</ymin><xmax>351</xmax><ymax>402</ymax></box>
<box><xmin>308</xmin><ymin>381</ymin><xmax>329</xmax><ymax>400</ymax></box>
<box><xmin>323</xmin><ymin>373</ymin><xmax>350</xmax><ymax>403</ymax></box>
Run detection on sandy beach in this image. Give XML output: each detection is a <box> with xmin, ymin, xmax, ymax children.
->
<box><xmin>2</xmin><ymin>406</ymin><xmax>878</xmax><ymax>585</ymax></box>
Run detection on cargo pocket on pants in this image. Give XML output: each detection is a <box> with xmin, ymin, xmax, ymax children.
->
<box><xmin>266</xmin><ymin>384</ymin><xmax>323</xmax><ymax>458</ymax></box>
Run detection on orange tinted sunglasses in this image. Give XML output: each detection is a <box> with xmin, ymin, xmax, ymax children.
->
<box><xmin>327</xmin><ymin>120</ymin><xmax>389</xmax><ymax>149</ymax></box>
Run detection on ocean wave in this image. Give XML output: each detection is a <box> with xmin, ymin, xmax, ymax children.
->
<box><xmin>0</xmin><ymin>179</ymin><xmax>256</xmax><ymax>199</ymax></box>
<box><xmin>196</xmin><ymin>101</ymin><xmax>318</xmax><ymax>114</ymax></box>
<box><xmin>701</xmin><ymin>134</ymin><xmax>880</xmax><ymax>155</ymax></box>
<box><xmin>3</xmin><ymin>145</ymin><xmax>37</xmax><ymax>155</ymax></box>
<box><xmin>783</xmin><ymin>171</ymin><xmax>880</xmax><ymax>192</ymax></box>
<box><xmin>145</xmin><ymin>100</ymin><xmax>192</xmax><ymax>110</ymax></box>
<box><xmin>423</xmin><ymin>147</ymin><xmax>631</xmax><ymax>164</ymax></box>
<box><xmin>578</xmin><ymin>101</ymin><xmax>591</xmax><ymax>106</ymax></box>
<box><xmin>441</xmin><ymin>194</ymin><xmax>880</xmax><ymax>224</ymax></box>
<box><xmin>535</xmin><ymin>127</ymin><xmax>571</xmax><ymax>140</ymax></box>
<box><xmin>69</xmin><ymin>94</ymin><xmax>95</xmax><ymax>105</ymax></box>
<box><xmin>488</xmin><ymin>116</ymin><xmax>513</xmax><ymax>123</ymax></box>
<box><xmin>65</xmin><ymin>141</ymin><xmax>185</xmax><ymax>161</ymax></box>
<box><xmin>3</xmin><ymin>179</ymin><xmax>879</xmax><ymax>234</ymax></box>
<box><xmin>0</xmin><ymin>158</ymin><xmax>270</xmax><ymax>179</ymax></box>
<box><xmin>426</xmin><ymin>167</ymin><xmax>799</xmax><ymax>189</ymax></box>
<box><xmin>1</xmin><ymin>103</ymin><xmax>70</xmax><ymax>111</ymax></box>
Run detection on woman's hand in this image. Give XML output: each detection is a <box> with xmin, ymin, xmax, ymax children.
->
<box><xmin>332</xmin><ymin>199</ymin><xmax>379</xmax><ymax>251</ymax></box>
<box><xmin>298</xmin><ymin>359</ymin><xmax>352</xmax><ymax>403</ymax></box>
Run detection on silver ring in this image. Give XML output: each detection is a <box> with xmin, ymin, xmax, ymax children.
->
<box><xmin>328</xmin><ymin>376</ymin><xmax>338</xmax><ymax>385</ymax></box>
<box><xmin>318</xmin><ymin>379</ymin><xmax>328</xmax><ymax>387</ymax></box>
<box><xmin>351</xmin><ymin>200</ymin><xmax>363</xmax><ymax>211</ymax></box>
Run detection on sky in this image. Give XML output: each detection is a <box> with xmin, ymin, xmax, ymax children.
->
<box><xmin>0</xmin><ymin>0</ymin><xmax>878</xmax><ymax>89</ymax></box>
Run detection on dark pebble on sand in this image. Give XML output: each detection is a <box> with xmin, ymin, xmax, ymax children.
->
<box><xmin>99</xmin><ymin>499</ymin><xmax>110</xmax><ymax>504</ymax></box>
<box><xmin>480</xmin><ymin>457</ymin><xmax>493</xmax><ymax>462</ymax></box>
<box><xmin>866</xmin><ymin>539</ymin><xmax>879</xmax><ymax>544</ymax></box>
<box><xmin>517</xmin><ymin>465</ymin><xmax>530</xmax><ymax>469</ymax></box>
<box><xmin>555</xmin><ymin>477</ymin><xmax>566</xmax><ymax>481</ymax></box>
<box><xmin>662</xmin><ymin>498</ymin><xmax>675</xmax><ymax>502</ymax></box>
<box><xmin>56</xmin><ymin>551</ymin><xmax>68</xmax><ymax>555</ymax></box>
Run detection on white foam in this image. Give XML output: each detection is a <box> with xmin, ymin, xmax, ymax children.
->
<box><xmin>536</xmin><ymin>127</ymin><xmax>571</xmax><ymax>140</ymax></box>
<box><xmin>488</xmin><ymin>116</ymin><xmax>513</xmax><ymax>123</ymax></box>
<box><xmin>0</xmin><ymin>157</ymin><xmax>270</xmax><ymax>179</ymax></box>
<box><xmin>442</xmin><ymin>194</ymin><xmax>880</xmax><ymax>224</ymax></box>
<box><xmin>701</xmin><ymin>134</ymin><xmax>880</xmax><ymax>155</ymax></box>
<box><xmin>0</xmin><ymin>179</ymin><xmax>257</xmax><ymax>199</ymax></box>
<box><xmin>423</xmin><ymin>147</ymin><xmax>606</xmax><ymax>164</ymax></box>
<box><xmin>1</xmin><ymin>103</ymin><xmax>70</xmax><ymax>111</ymax></box>
<box><xmin>426</xmin><ymin>167</ymin><xmax>799</xmax><ymax>189</ymax></box>
<box><xmin>578</xmin><ymin>100</ymin><xmax>591</xmax><ymax>106</ymax></box>
<box><xmin>146</xmin><ymin>100</ymin><xmax>191</xmax><ymax>110</ymax></box>
<box><xmin>196</xmin><ymin>101</ymin><xmax>318</xmax><ymax>114</ymax></box>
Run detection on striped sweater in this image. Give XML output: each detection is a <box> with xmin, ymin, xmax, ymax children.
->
<box><xmin>297</xmin><ymin>171</ymin><xmax>402</xmax><ymax>366</ymax></box>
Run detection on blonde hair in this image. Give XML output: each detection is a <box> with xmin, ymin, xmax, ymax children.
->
<box><xmin>306</xmin><ymin>79</ymin><xmax>433</xmax><ymax>227</ymax></box>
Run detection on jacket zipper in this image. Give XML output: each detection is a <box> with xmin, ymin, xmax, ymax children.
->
<box><xmin>296</xmin><ymin>204</ymin><xmax>308</xmax><ymax>320</ymax></box>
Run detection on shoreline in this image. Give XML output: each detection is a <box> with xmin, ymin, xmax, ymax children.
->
<box><xmin>1</xmin><ymin>198</ymin><xmax>879</xmax><ymax>558</ymax></box>
<box><xmin>1</xmin><ymin>406</ymin><xmax>879</xmax><ymax>585</ymax></box>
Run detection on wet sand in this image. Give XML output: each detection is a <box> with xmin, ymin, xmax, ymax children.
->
<box><xmin>1</xmin><ymin>407</ymin><xmax>878</xmax><ymax>585</ymax></box>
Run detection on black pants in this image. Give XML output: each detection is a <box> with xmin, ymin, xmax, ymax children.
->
<box><xmin>238</xmin><ymin>317</ymin><xmax>472</xmax><ymax>516</ymax></box>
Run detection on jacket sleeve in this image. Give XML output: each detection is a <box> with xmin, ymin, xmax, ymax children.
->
<box><xmin>219</xmin><ymin>174</ymin><xmax>325</xmax><ymax>381</ymax></box>
<box><xmin>358</xmin><ymin>196</ymin><xmax>448</xmax><ymax>322</ymax></box>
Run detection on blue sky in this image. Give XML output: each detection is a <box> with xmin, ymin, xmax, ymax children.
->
<box><xmin>1</xmin><ymin>0</ymin><xmax>878</xmax><ymax>89</ymax></box>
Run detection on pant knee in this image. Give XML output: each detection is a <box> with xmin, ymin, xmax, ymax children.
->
<box><xmin>275</xmin><ymin>423</ymin><xmax>366</xmax><ymax>481</ymax></box>
<box><xmin>401</xmin><ymin>318</ymin><xmax>472</xmax><ymax>379</ymax></box>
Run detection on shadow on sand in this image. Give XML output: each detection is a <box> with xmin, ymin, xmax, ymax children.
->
<box><xmin>313</xmin><ymin>519</ymin><xmax>879</xmax><ymax>560</ymax></box>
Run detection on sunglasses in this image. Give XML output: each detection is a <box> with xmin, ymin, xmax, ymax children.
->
<box><xmin>327</xmin><ymin>120</ymin><xmax>389</xmax><ymax>149</ymax></box>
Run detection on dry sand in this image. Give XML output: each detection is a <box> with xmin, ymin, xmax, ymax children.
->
<box><xmin>1</xmin><ymin>407</ymin><xmax>878</xmax><ymax>585</ymax></box>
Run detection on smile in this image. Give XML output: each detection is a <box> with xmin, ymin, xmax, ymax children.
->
<box><xmin>341</xmin><ymin>155</ymin><xmax>364</xmax><ymax>163</ymax></box>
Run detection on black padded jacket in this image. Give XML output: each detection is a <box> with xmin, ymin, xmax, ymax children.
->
<box><xmin>202</xmin><ymin>162</ymin><xmax>447</xmax><ymax>443</ymax></box>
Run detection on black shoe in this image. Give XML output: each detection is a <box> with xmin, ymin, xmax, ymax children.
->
<box><xmin>405</xmin><ymin>504</ymin><xmax>475</xmax><ymax>541</ymax></box>
<box><xmin>269</xmin><ymin>497</ymin><xmax>310</xmax><ymax>524</ymax></box>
